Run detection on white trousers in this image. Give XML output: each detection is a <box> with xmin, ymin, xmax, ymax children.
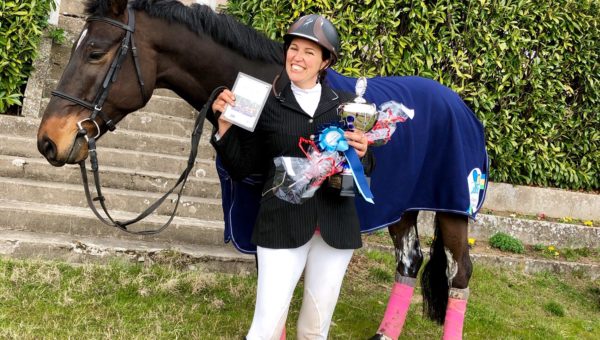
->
<box><xmin>246</xmin><ymin>233</ymin><xmax>354</xmax><ymax>340</ymax></box>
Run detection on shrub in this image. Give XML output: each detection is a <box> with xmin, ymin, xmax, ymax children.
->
<box><xmin>225</xmin><ymin>0</ymin><xmax>600</xmax><ymax>191</ymax></box>
<box><xmin>489</xmin><ymin>232</ymin><xmax>524</xmax><ymax>254</ymax></box>
<box><xmin>0</xmin><ymin>0</ymin><xmax>57</xmax><ymax>113</ymax></box>
<box><xmin>47</xmin><ymin>26</ymin><xmax>66</xmax><ymax>44</ymax></box>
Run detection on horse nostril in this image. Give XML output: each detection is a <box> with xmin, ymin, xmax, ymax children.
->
<box><xmin>38</xmin><ymin>135</ymin><xmax>57</xmax><ymax>160</ymax></box>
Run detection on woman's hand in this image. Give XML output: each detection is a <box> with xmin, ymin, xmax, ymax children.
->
<box><xmin>212</xmin><ymin>89</ymin><xmax>236</xmax><ymax>136</ymax></box>
<box><xmin>345</xmin><ymin>129</ymin><xmax>369</xmax><ymax>158</ymax></box>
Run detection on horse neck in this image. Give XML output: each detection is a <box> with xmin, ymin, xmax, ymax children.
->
<box><xmin>147</xmin><ymin>15</ymin><xmax>282</xmax><ymax>110</ymax></box>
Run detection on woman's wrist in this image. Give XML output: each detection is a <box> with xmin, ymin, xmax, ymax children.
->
<box><xmin>218</xmin><ymin>119</ymin><xmax>233</xmax><ymax>136</ymax></box>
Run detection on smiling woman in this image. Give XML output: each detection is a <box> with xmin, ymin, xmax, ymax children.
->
<box><xmin>285</xmin><ymin>39</ymin><xmax>329</xmax><ymax>89</ymax></box>
<box><xmin>208</xmin><ymin>14</ymin><xmax>374</xmax><ymax>339</ymax></box>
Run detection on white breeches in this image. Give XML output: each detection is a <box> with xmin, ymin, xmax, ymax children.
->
<box><xmin>246</xmin><ymin>233</ymin><xmax>354</xmax><ymax>340</ymax></box>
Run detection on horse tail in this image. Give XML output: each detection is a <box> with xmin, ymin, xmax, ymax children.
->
<box><xmin>421</xmin><ymin>216</ymin><xmax>449</xmax><ymax>324</ymax></box>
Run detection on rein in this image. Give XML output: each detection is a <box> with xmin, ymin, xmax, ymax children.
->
<box><xmin>50</xmin><ymin>6</ymin><xmax>225</xmax><ymax>235</ymax></box>
<box><xmin>79</xmin><ymin>86</ymin><xmax>223</xmax><ymax>235</ymax></box>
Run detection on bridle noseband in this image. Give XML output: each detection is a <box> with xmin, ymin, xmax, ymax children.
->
<box><xmin>51</xmin><ymin>6</ymin><xmax>147</xmax><ymax>136</ymax></box>
<box><xmin>49</xmin><ymin>6</ymin><xmax>227</xmax><ymax>235</ymax></box>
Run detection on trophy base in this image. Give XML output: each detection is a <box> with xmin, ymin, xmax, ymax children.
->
<box><xmin>327</xmin><ymin>173</ymin><xmax>370</xmax><ymax>197</ymax></box>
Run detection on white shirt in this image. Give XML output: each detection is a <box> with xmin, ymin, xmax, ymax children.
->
<box><xmin>291</xmin><ymin>82</ymin><xmax>322</xmax><ymax>117</ymax></box>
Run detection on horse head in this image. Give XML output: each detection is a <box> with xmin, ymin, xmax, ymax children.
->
<box><xmin>37</xmin><ymin>0</ymin><xmax>155</xmax><ymax>166</ymax></box>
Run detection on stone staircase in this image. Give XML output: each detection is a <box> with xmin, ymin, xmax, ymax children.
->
<box><xmin>1</xmin><ymin>0</ymin><xmax>598</xmax><ymax>277</ymax></box>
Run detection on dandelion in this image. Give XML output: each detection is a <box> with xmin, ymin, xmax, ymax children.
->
<box><xmin>468</xmin><ymin>238</ymin><xmax>476</xmax><ymax>246</ymax></box>
<box><xmin>583</xmin><ymin>220</ymin><xmax>593</xmax><ymax>227</ymax></box>
<box><xmin>562</xmin><ymin>216</ymin><xmax>573</xmax><ymax>223</ymax></box>
<box><xmin>554</xmin><ymin>251</ymin><xmax>560</xmax><ymax>257</ymax></box>
<box><xmin>548</xmin><ymin>246</ymin><xmax>555</xmax><ymax>251</ymax></box>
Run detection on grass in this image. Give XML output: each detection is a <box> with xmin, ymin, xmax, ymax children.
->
<box><xmin>0</xmin><ymin>251</ymin><xmax>598</xmax><ymax>339</ymax></box>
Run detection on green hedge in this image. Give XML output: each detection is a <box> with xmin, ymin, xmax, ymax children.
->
<box><xmin>0</xmin><ymin>0</ymin><xmax>56</xmax><ymax>113</ymax></box>
<box><xmin>225</xmin><ymin>0</ymin><xmax>599</xmax><ymax>191</ymax></box>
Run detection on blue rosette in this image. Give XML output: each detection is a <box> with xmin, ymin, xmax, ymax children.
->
<box><xmin>318</xmin><ymin>124</ymin><xmax>349</xmax><ymax>152</ymax></box>
<box><xmin>316</xmin><ymin>123</ymin><xmax>374</xmax><ymax>204</ymax></box>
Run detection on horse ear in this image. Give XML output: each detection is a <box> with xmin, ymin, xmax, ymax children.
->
<box><xmin>109</xmin><ymin>0</ymin><xmax>128</xmax><ymax>16</ymax></box>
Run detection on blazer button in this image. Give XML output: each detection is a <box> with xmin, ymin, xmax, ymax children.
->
<box><xmin>308</xmin><ymin>119</ymin><xmax>314</xmax><ymax>123</ymax></box>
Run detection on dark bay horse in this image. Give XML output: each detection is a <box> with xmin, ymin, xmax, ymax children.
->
<box><xmin>37</xmin><ymin>0</ymin><xmax>488</xmax><ymax>338</ymax></box>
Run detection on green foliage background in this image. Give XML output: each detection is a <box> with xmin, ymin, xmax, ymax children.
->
<box><xmin>225</xmin><ymin>0</ymin><xmax>599</xmax><ymax>191</ymax></box>
<box><xmin>0</xmin><ymin>0</ymin><xmax>56</xmax><ymax>113</ymax></box>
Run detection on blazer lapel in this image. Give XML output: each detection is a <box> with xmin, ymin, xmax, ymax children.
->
<box><xmin>313</xmin><ymin>86</ymin><xmax>341</xmax><ymax>118</ymax></box>
<box><xmin>279</xmin><ymin>85</ymin><xmax>308</xmax><ymax>116</ymax></box>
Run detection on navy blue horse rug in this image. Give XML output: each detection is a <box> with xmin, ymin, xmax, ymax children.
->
<box><xmin>218</xmin><ymin>71</ymin><xmax>489</xmax><ymax>254</ymax></box>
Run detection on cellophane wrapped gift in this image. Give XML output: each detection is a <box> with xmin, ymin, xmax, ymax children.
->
<box><xmin>272</xmin><ymin>146</ymin><xmax>345</xmax><ymax>204</ymax></box>
<box><xmin>365</xmin><ymin>100</ymin><xmax>414</xmax><ymax>146</ymax></box>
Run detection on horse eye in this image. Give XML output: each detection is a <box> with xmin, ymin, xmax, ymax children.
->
<box><xmin>89</xmin><ymin>51</ymin><xmax>106</xmax><ymax>61</ymax></box>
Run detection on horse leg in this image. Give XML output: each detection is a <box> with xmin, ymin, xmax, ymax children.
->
<box><xmin>370</xmin><ymin>211</ymin><xmax>423</xmax><ymax>340</ymax></box>
<box><xmin>421</xmin><ymin>212</ymin><xmax>472</xmax><ymax>340</ymax></box>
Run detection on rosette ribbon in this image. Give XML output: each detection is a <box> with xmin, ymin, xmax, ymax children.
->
<box><xmin>317</xmin><ymin>124</ymin><xmax>374</xmax><ymax>204</ymax></box>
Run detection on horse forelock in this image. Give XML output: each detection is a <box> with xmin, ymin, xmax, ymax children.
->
<box><xmin>84</xmin><ymin>0</ymin><xmax>112</xmax><ymax>17</ymax></box>
<box><xmin>85</xmin><ymin>0</ymin><xmax>284</xmax><ymax>65</ymax></box>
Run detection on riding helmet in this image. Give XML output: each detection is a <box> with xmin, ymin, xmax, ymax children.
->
<box><xmin>284</xmin><ymin>14</ymin><xmax>340</xmax><ymax>65</ymax></box>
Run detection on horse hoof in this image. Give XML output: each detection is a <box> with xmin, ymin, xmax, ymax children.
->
<box><xmin>367</xmin><ymin>334</ymin><xmax>392</xmax><ymax>340</ymax></box>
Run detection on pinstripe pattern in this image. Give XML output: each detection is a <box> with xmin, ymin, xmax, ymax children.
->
<box><xmin>212</xmin><ymin>81</ymin><xmax>373</xmax><ymax>249</ymax></box>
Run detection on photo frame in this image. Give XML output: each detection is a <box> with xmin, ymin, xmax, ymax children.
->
<box><xmin>221</xmin><ymin>72</ymin><xmax>272</xmax><ymax>132</ymax></box>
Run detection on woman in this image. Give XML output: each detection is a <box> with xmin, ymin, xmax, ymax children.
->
<box><xmin>210</xmin><ymin>14</ymin><xmax>372</xmax><ymax>339</ymax></box>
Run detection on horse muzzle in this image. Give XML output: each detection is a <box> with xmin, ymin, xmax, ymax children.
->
<box><xmin>37</xmin><ymin>132</ymin><xmax>88</xmax><ymax>166</ymax></box>
<box><xmin>37</xmin><ymin>114</ymin><xmax>92</xmax><ymax>166</ymax></box>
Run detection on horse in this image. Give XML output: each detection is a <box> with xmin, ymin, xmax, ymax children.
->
<box><xmin>37</xmin><ymin>1</ymin><xmax>488</xmax><ymax>338</ymax></box>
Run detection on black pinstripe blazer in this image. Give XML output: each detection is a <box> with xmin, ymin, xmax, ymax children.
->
<box><xmin>211</xmin><ymin>80</ymin><xmax>373</xmax><ymax>249</ymax></box>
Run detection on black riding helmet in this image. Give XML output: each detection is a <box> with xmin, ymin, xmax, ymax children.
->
<box><xmin>284</xmin><ymin>14</ymin><xmax>340</xmax><ymax>66</ymax></box>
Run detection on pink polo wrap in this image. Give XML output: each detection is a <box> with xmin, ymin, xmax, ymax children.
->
<box><xmin>377</xmin><ymin>282</ymin><xmax>414</xmax><ymax>339</ymax></box>
<box><xmin>442</xmin><ymin>297</ymin><xmax>468</xmax><ymax>340</ymax></box>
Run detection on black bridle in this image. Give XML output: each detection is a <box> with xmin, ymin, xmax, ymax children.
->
<box><xmin>51</xmin><ymin>7</ymin><xmax>225</xmax><ymax>235</ymax></box>
<box><xmin>52</xmin><ymin>6</ymin><xmax>147</xmax><ymax>135</ymax></box>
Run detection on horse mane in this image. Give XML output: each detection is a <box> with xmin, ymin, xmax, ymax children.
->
<box><xmin>84</xmin><ymin>0</ymin><xmax>284</xmax><ymax>65</ymax></box>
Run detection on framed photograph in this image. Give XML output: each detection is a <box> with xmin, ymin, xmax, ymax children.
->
<box><xmin>221</xmin><ymin>72</ymin><xmax>272</xmax><ymax>132</ymax></box>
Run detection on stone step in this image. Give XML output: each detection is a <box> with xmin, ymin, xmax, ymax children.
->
<box><xmin>416</xmin><ymin>211</ymin><xmax>600</xmax><ymax>249</ymax></box>
<box><xmin>48</xmin><ymin>38</ymin><xmax>75</xmax><ymax>81</ymax></box>
<box><xmin>40</xmin><ymin>88</ymin><xmax>198</xmax><ymax>121</ymax></box>
<box><xmin>483</xmin><ymin>182</ymin><xmax>598</xmax><ymax>222</ymax></box>
<box><xmin>0</xmin><ymin>114</ymin><xmax>39</xmax><ymax>139</ymax></box>
<box><xmin>57</xmin><ymin>14</ymin><xmax>85</xmax><ymax>36</ymax></box>
<box><xmin>0</xmin><ymin>134</ymin><xmax>218</xmax><ymax>179</ymax></box>
<box><xmin>0</xmin><ymin>115</ymin><xmax>216</xmax><ymax>159</ymax></box>
<box><xmin>59</xmin><ymin>0</ymin><xmax>91</xmax><ymax>18</ymax></box>
<box><xmin>0</xmin><ymin>177</ymin><xmax>224</xmax><ymax>221</ymax></box>
<box><xmin>470</xmin><ymin>213</ymin><xmax>600</xmax><ymax>249</ymax></box>
<box><xmin>3</xmin><ymin>103</ymin><xmax>213</xmax><ymax>146</ymax></box>
<box><xmin>118</xmin><ymin>110</ymin><xmax>209</xmax><ymax>138</ymax></box>
<box><xmin>0</xmin><ymin>230</ymin><xmax>254</xmax><ymax>274</ymax></box>
<box><xmin>152</xmin><ymin>88</ymin><xmax>187</xmax><ymax>98</ymax></box>
<box><xmin>0</xmin><ymin>198</ymin><xmax>225</xmax><ymax>247</ymax></box>
<box><xmin>0</xmin><ymin>155</ymin><xmax>222</xmax><ymax>199</ymax></box>
<box><xmin>367</xmin><ymin>244</ymin><xmax>599</xmax><ymax>280</ymax></box>
<box><xmin>83</xmin><ymin>128</ymin><xmax>217</xmax><ymax>164</ymax></box>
